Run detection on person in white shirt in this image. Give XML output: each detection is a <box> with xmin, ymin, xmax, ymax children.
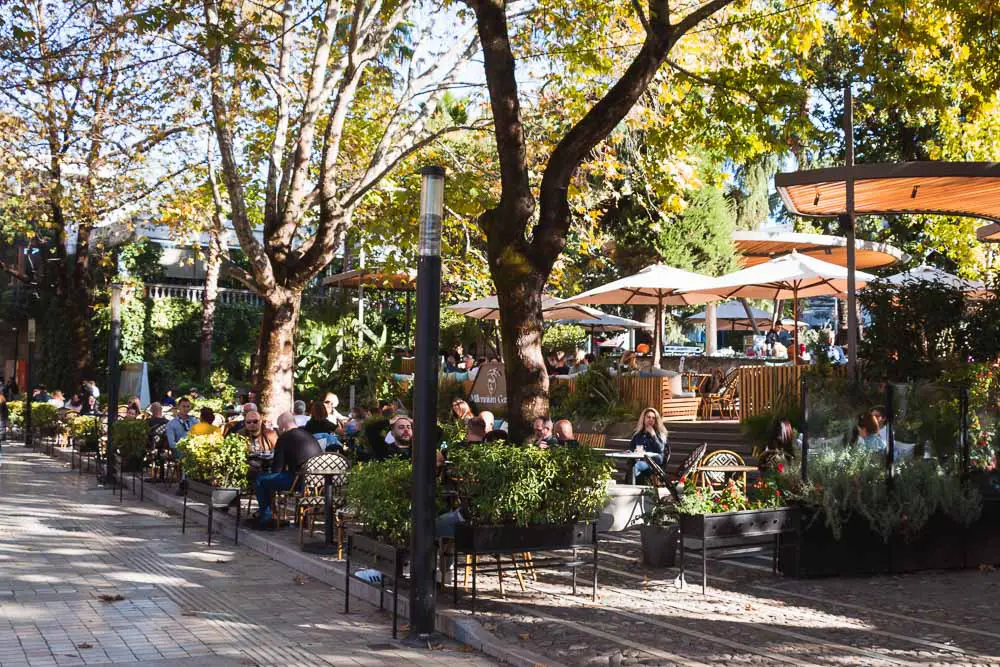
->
<box><xmin>292</xmin><ymin>400</ymin><xmax>310</xmax><ymax>427</ymax></box>
<box><xmin>47</xmin><ymin>390</ymin><xmax>65</xmax><ymax>409</ymax></box>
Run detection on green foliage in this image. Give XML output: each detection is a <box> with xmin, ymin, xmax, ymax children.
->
<box><xmin>795</xmin><ymin>448</ymin><xmax>982</xmax><ymax>542</ymax></box>
<box><xmin>860</xmin><ymin>279</ymin><xmax>966</xmax><ymax>381</ymax></box>
<box><xmin>111</xmin><ymin>419</ymin><xmax>149</xmax><ymax>469</ymax></box>
<box><xmin>295</xmin><ymin>315</ymin><xmax>393</xmax><ymax>404</ymax></box>
<box><xmin>118</xmin><ymin>238</ymin><xmax>165</xmax><ymax>283</ymax></box>
<box><xmin>29</xmin><ymin>403</ymin><xmax>58</xmax><ymax>431</ymax></box>
<box><xmin>742</xmin><ymin>402</ymin><xmax>801</xmax><ymax>457</ymax></box>
<box><xmin>209</xmin><ymin>367</ymin><xmax>237</xmax><ymax>404</ymax></box>
<box><xmin>345</xmin><ymin>458</ymin><xmax>412</xmax><ymax>546</ymax></box>
<box><xmin>67</xmin><ymin>414</ymin><xmax>100</xmax><ymax>442</ymax></box>
<box><xmin>556</xmin><ymin>359</ymin><xmax>634</xmax><ymax>428</ymax></box>
<box><xmin>7</xmin><ymin>401</ymin><xmax>23</xmax><ymax>428</ymax></box>
<box><xmin>658</xmin><ymin>186</ymin><xmax>738</xmax><ymax>278</ymax></box>
<box><xmin>176</xmin><ymin>433</ymin><xmax>249</xmax><ymax>489</ymax></box>
<box><xmin>447</xmin><ymin>443</ymin><xmax>613</xmax><ymax>527</ymax></box>
<box><xmin>541</xmin><ymin>324</ymin><xmax>587</xmax><ymax>355</ymax></box>
<box><xmin>439</xmin><ymin>306</ymin><xmax>479</xmax><ymax>352</ymax></box>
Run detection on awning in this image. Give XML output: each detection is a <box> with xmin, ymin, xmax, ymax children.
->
<box><xmin>733</xmin><ymin>231</ymin><xmax>905</xmax><ymax>270</ymax></box>
<box><xmin>774</xmin><ymin>162</ymin><xmax>1000</xmax><ymax>226</ymax></box>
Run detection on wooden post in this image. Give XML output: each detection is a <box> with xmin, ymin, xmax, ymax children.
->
<box><xmin>844</xmin><ymin>83</ymin><xmax>859</xmax><ymax>383</ymax></box>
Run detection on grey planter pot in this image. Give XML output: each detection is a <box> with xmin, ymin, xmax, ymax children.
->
<box><xmin>640</xmin><ymin>524</ymin><xmax>679</xmax><ymax>567</ymax></box>
<box><xmin>187</xmin><ymin>479</ymin><xmax>241</xmax><ymax>509</ymax></box>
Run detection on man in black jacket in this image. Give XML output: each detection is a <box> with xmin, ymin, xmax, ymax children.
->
<box><xmin>253</xmin><ymin>412</ymin><xmax>322</xmax><ymax>529</ymax></box>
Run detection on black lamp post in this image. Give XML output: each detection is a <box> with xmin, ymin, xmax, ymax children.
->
<box><xmin>409</xmin><ymin>166</ymin><xmax>445</xmax><ymax>638</ymax></box>
<box><xmin>105</xmin><ymin>284</ymin><xmax>122</xmax><ymax>485</ymax></box>
<box><xmin>24</xmin><ymin>318</ymin><xmax>35</xmax><ymax>447</ymax></box>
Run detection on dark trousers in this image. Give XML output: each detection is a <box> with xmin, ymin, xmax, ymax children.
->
<box><xmin>255</xmin><ymin>471</ymin><xmax>294</xmax><ymax>522</ymax></box>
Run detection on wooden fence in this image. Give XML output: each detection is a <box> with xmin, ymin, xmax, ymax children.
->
<box><xmin>736</xmin><ymin>366</ymin><xmax>802</xmax><ymax>420</ymax></box>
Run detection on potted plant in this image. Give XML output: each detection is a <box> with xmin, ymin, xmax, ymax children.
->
<box><xmin>447</xmin><ymin>443</ymin><xmax>613</xmax><ymax>552</ymax></box>
<box><xmin>67</xmin><ymin>415</ymin><xmax>101</xmax><ymax>453</ymax></box>
<box><xmin>176</xmin><ymin>433</ymin><xmax>249</xmax><ymax>508</ymax></box>
<box><xmin>345</xmin><ymin>457</ymin><xmax>413</xmax><ymax>549</ymax></box>
<box><xmin>638</xmin><ymin>490</ymin><xmax>679</xmax><ymax>567</ymax></box>
<box><xmin>110</xmin><ymin>419</ymin><xmax>150</xmax><ymax>472</ymax></box>
<box><xmin>30</xmin><ymin>403</ymin><xmax>59</xmax><ymax>437</ymax></box>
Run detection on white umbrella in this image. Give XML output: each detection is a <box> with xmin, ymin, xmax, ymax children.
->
<box><xmin>680</xmin><ymin>252</ymin><xmax>877</xmax><ymax>364</ymax></box>
<box><xmin>561</xmin><ymin>264</ymin><xmax>717</xmax><ymax>366</ymax></box>
<box><xmin>882</xmin><ymin>264</ymin><xmax>989</xmax><ymax>298</ymax></box>
<box><xmin>685</xmin><ymin>300</ymin><xmax>772</xmax><ymax>331</ymax></box>
<box><xmin>552</xmin><ymin>304</ymin><xmax>652</xmax><ymax>332</ymax></box>
<box><xmin>449</xmin><ymin>295</ymin><xmax>600</xmax><ymax>321</ymax></box>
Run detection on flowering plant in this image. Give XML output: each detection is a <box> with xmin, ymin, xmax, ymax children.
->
<box><xmin>676</xmin><ymin>466</ymin><xmax>792</xmax><ymax>516</ymax></box>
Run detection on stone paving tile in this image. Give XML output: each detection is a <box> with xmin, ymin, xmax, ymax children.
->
<box><xmin>0</xmin><ymin>445</ymin><xmax>497</xmax><ymax>667</ymax></box>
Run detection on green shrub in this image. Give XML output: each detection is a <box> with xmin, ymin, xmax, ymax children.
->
<box><xmin>7</xmin><ymin>401</ymin><xmax>23</xmax><ymax>428</ymax></box>
<box><xmin>67</xmin><ymin>415</ymin><xmax>101</xmax><ymax>451</ymax></box>
<box><xmin>346</xmin><ymin>458</ymin><xmax>412</xmax><ymax>546</ymax></box>
<box><xmin>559</xmin><ymin>359</ymin><xmax>634</xmax><ymax>427</ymax></box>
<box><xmin>448</xmin><ymin>443</ymin><xmax>613</xmax><ymax>526</ymax></box>
<box><xmin>29</xmin><ymin>403</ymin><xmax>59</xmax><ymax>431</ymax></box>
<box><xmin>176</xmin><ymin>433</ymin><xmax>249</xmax><ymax>489</ymax></box>
<box><xmin>111</xmin><ymin>419</ymin><xmax>150</xmax><ymax>470</ymax></box>
<box><xmin>542</xmin><ymin>324</ymin><xmax>587</xmax><ymax>355</ymax></box>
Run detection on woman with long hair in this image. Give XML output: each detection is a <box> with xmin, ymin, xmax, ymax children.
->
<box><xmin>451</xmin><ymin>398</ymin><xmax>474</xmax><ymax>424</ymax></box>
<box><xmin>758</xmin><ymin>418</ymin><xmax>795</xmax><ymax>470</ymax></box>
<box><xmin>853</xmin><ymin>411</ymin><xmax>885</xmax><ymax>451</ymax></box>
<box><xmin>628</xmin><ymin>407</ymin><xmax>669</xmax><ymax>483</ymax></box>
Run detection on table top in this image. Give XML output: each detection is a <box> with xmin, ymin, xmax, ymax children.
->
<box><xmin>698</xmin><ymin>464</ymin><xmax>757</xmax><ymax>473</ymax></box>
<box><xmin>604</xmin><ymin>451</ymin><xmax>646</xmax><ymax>459</ymax></box>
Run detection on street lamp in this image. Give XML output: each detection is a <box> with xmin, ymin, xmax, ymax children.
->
<box><xmin>105</xmin><ymin>283</ymin><xmax>122</xmax><ymax>485</ymax></box>
<box><xmin>24</xmin><ymin>319</ymin><xmax>35</xmax><ymax>447</ymax></box>
<box><xmin>410</xmin><ymin>166</ymin><xmax>445</xmax><ymax>638</ymax></box>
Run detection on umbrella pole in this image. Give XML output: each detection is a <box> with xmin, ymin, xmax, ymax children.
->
<box><xmin>792</xmin><ymin>287</ymin><xmax>799</xmax><ymax>366</ymax></box>
<box><xmin>653</xmin><ymin>294</ymin><xmax>663</xmax><ymax>369</ymax></box>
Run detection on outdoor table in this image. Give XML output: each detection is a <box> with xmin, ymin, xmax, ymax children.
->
<box><xmin>302</xmin><ymin>472</ymin><xmax>342</xmax><ymax>556</ymax></box>
<box><xmin>604</xmin><ymin>451</ymin><xmax>646</xmax><ymax>484</ymax></box>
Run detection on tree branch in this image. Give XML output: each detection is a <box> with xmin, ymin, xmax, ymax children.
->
<box><xmin>0</xmin><ymin>258</ymin><xmax>33</xmax><ymax>285</ymax></box>
<box><xmin>665</xmin><ymin>58</ymin><xmax>768</xmax><ymax>107</ymax></box>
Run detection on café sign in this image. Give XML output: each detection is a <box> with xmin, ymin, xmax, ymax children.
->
<box><xmin>468</xmin><ymin>362</ymin><xmax>507</xmax><ymax>413</ymax></box>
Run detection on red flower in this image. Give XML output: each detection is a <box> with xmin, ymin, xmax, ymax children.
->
<box><xmin>679</xmin><ymin>476</ymin><xmax>687</xmax><ymax>484</ymax></box>
<box><xmin>775</xmin><ymin>489</ymin><xmax>782</xmax><ymax>497</ymax></box>
<box><xmin>777</xmin><ymin>463</ymin><xmax>786</xmax><ymax>473</ymax></box>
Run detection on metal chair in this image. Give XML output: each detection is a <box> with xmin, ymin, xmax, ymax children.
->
<box><xmin>702</xmin><ymin>370</ymin><xmax>740</xmax><ymax>420</ymax></box>
<box><xmin>278</xmin><ymin>454</ymin><xmax>350</xmax><ymax>551</ymax></box>
<box><xmin>644</xmin><ymin>442</ymin><xmax>707</xmax><ymax>502</ymax></box>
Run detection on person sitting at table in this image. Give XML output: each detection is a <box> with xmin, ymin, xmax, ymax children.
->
<box><xmin>628</xmin><ymin>408</ymin><xmax>669</xmax><ymax>484</ymax></box>
<box><xmin>321</xmin><ymin>392</ymin><xmax>348</xmax><ymax>424</ymax></box>
<box><xmin>454</xmin><ymin>416</ymin><xmax>487</xmax><ymax>451</ymax></box>
<box><xmin>533</xmin><ymin>416</ymin><xmax>557</xmax><ymax>449</ymax></box>
<box><xmin>852</xmin><ymin>411</ymin><xmax>885</xmax><ymax>452</ymax></box>
<box><xmin>451</xmin><ymin>398</ymin><xmax>474</xmax><ymax>424</ymax></box>
<box><xmin>253</xmin><ymin>412</ymin><xmax>322</xmax><ymax>530</ymax></box>
<box><xmin>758</xmin><ymin>418</ymin><xmax>795</xmax><ymax>471</ymax></box>
<box><xmin>224</xmin><ymin>402</ymin><xmax>257</xmax><ymax>435</ymax></box>
<box><xmin>304</xmin><ymin>401</ymin><xmax>339</xmax><ymax>438</ymax></box>
<box><xmin>241</xmin><ymin>409</ymin><xmax>276</xmax><ymax>454</ymax></box>
<box><xmin>189</xmin><ymin>407</ymin><xmax>220</xmax><ymax>436</ymax></box>
<box><xmin>553</xmin><ymin>419</ymin><xmax>579</xmax><ymax>448</ymax></box>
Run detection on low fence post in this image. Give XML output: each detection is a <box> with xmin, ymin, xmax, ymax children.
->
<box><xmin>800</xmin><ymin>378</ymin><xmax>809</xmax><ymax>483</ymax></box>
<box><xmin>885</xmin><ymin>383</ymin><xmax>895</xmax><ymax>489</ymax></box>
<box><xmin>960</xmin><ymin>386</ymin><xmax>970</xmax><ymax>476</ymax></box>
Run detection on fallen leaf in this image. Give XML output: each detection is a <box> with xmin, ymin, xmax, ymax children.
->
<box><xmin>293</xmin><ymin>575</ymin><xmax>307</xmax><ymax>585</ymax></box>
<box><xmin>744</xmin><ymin>604</ymin><xmax>756</xmax><ymax>612</ymax></box>
<box><xmin>77</xmin><ymin>643</ymin><xmax>93</xmax><ymax>650</ymax></box>
<box><xmin>518</xmin><ymin>633</ymin><xmax>531</xmax><ymax>640</ymax></box>
<box><xmin>181</xmin><ymin>611</ymin><xmax>198</xmax><ymax>617</ymax></box>
<box><xmin>978</xmin><ymin>564</ymin><xmax>995</xmax><ymax>573</ymax></box>
<box><xmin>97</xmin><ymin>594</ymin><xmax>124</xmax><ymax>603</ymax></box>
<box><xmin>215</xmin><ymin>559</ymin><xmax>228</xmax><ymax>564</ymax></box>
<box><xmin>457</xmin><ymin>645</ymin><xmax>475</xmax><ymax>653</ymax></box>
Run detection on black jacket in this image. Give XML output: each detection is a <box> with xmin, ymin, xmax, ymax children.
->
<box><xmin>272</xmin><ymin>428</ymin><xmax>323</xmax><ymax>473</ymax></box>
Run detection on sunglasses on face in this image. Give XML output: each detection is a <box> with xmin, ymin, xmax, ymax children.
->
<box><xmin>246</xmin><ymin>420</ymin><xmax>260</xmax><ymax>425</ymax></box>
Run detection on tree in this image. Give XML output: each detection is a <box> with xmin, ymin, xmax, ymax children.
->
<box><xmin>0</xmin><ymin>1</ymin><xmax>191</xmax><ymax>383</ymax></box>
<box><xmin>161</xmin><ymin>0</ymin><xmax>481</xmax><ymax>418</ymax></box>
<box><xmin>466</xmin><ymin>0</ymin><xmax>758</xmax><ymax>440</ymax></box>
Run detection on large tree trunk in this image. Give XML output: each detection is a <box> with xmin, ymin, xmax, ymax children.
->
<box><xmin>254</xmin><ymin>287</ymin><xmax>302</xmax><ymax>423</ymax></box>
<box><xmin>199</xmin><ymin>232</ymin><xmax>223</xmax><ymax>382</ymax></box>
<box><xmin>489</xmin><ymin>237</ymin><xmax>549</xmax><ymax>444</ymax></box>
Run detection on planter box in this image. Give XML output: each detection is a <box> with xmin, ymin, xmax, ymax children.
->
<box><xmin>680</xmin><ymin>507</ymin><xmax>799</xmax><ymax>593</ymax></box>
<box><xmin>891</xmin><ymin>513</ymin><xmax>967</xmax><ymax>573</ymax></box>
<box><xmin>640</xmin><ymin>524</ymin><xmax>679</xmax><ymax>567</ymax></box>
<box><xmin>966</xmin><ymin>499</ymin><xmax>1000</xmax><ymax>567</ymax></box>
<box><xmin>598</xmin><ymin>483</ymin><xmax>664</xmax><ymax>532</ymax></box>
<box><xmin>187</xmin><ymin>479</ymin><xmax>241</xmax><ymax>509</ymax></box>
<box><xmin>455</xmin><ymin>520</ymin><xmax>596</xmax><ymax>554</ymax></box>
<box><xmin>968</xmin><ymin>470</ymin><xmax>1000</xmax><ymax>500</ymax></box>
<box><xmin>779</xmin><ymin>509</ymin><xmax>888</xmax><ymax>578</ymax></box>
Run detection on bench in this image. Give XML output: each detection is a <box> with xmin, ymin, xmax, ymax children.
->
<box><xmin>661</xmin><ymin>397</ymin><xmax>702</xmax><ymax>421</ymax></box>
<box><xmin>576</xmin><ymin>432</ymin><xmax>607</xmax><ymax>448</ymax></box>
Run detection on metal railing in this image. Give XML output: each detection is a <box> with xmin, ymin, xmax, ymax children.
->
<box><xmin>144</xmin><ymin>283</ymin><xmax>332</xmax><ymax>306</ymax></box>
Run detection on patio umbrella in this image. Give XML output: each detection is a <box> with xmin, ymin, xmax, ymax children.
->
<box><xmin>449</xmin><ymin>295</ymin><xmax>600</xmax><ymax>321</ymax></box>
<box><xmin>679</xmin><ymin>251</ymin><xmax>877</xmax><ymax>364</ymax></box>
<box><xmin>552</xmin><ymin>305</ymin><xmax>652</xmax><ymax>332</ymax></box>
<box><xmin>685</xmin><ymin>300</ymin><xmax>772</xmax><ymax>332</ymax></box>
<box><xmin>881</xmin><ymin>264</ymin><xmax>989</xmax><ymax>298</ymax></box>
<box><xmin>560</xmin><ymin>264</ymin><xmax>717</xmax><ymax>367</ymax></box>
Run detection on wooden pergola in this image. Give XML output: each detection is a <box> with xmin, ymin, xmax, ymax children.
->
<box><xmin>774</xmin><ymin>159</ymin><xmax>1000</xmax><ymax>377</ymax></box>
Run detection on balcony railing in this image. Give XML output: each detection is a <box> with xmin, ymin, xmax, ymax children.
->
<box><xmin>144</xmin><ymin>283</ymin><xmax>331</xmax><ymax>306</ymax></box>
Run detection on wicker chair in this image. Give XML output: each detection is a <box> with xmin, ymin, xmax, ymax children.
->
<box><xmin>274</xmin><ymin>454</ymin><xmax>350</xmax><ymax>551</ymax></box>
<box><xmin>701</xmin><ymin>370</ymin><xmax>740</xmax><ymax>420</ymax></box>
<box><xmin>695</xmin><ymin>449</ymin><xmax>748</xmax><ymax>490</ymax></box>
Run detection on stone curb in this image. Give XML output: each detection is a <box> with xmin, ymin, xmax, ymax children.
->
<box><xmin>42</xmin><ymin>444</ymin><xmax>564</xmax><ymax>667</ymax></box>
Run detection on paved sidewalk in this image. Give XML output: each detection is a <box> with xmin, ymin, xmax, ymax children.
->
<box><xmin>0</xmin><ymin>445</ymin><xmax>495</xmax><ymax>667</ymax></box>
